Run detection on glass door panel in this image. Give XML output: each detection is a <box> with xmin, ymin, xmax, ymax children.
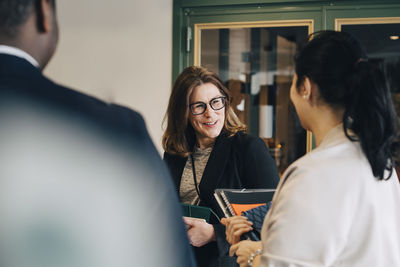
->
<box><xmin>195</xmin><ymin>21</ymin><xmax>312</xmax><ymax>174</ymax></box>
<box><xmin>336</xmin><ymin>17</ymin><xmax>400</xmax><ymax>174</ymax></box>
<box><xmin>336</xmin><ymin>19</ymin><xmax>400</xmax><ymax>95</ymax></box>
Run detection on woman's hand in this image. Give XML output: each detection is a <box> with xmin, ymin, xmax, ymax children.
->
<box><xmin>221</xmin><ymin>216</ymin><xmax>253</xmax><ymax>245</ymax></box>
<box><xmin>230</xmin><ymin>240</ymin><xmax>262</xmax><ymax>267</ymax></box>
<box><xmin>183</xmin><ymin>217</ymin><xmax>215</xmax><ymax>247</ymax></box>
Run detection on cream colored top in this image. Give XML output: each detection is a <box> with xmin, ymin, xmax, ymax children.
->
<box><xmin>261</xmin><ymin>124</ymin><xmax>400</xmax><ymax>267</ymax></box>
<box><xmin>180</xmin><ymin>146</ymin><xmax>213</xmax><ymax>205</ymax></box>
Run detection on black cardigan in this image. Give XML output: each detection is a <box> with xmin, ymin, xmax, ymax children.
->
<box><xmin>164</xmin><ymin>131</ymin><xmax>279</xmax><ymax>267</ymax></box>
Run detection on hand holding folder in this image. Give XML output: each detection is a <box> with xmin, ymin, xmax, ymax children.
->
<box><xmin>215</xmin><ymin>189</ymin><xmax>275</xmax><ymax>241</ymax></box>
<box><xmin>181</xmin><ymin>206</ymin><xmax>216</xmax><ymax>247</ymax></box>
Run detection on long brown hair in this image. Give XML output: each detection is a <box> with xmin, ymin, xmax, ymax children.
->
<box><xmin>162</xmin><ymin>66</ymin><xmax>246</xmax><ymax>157</ymax></box>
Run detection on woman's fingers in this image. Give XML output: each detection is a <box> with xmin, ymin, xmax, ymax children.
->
<box><xmin>229</xmin><ymin>242</ymin><xmax>239</xmax><ymax>257</ymax></box>
<box><xmin>233</xmin><ymin>226</ymin><xmax>253</xmax><ymax>238</ymax></box>
<box><xmin>227</xmin><ymin>224</ymin><xmax>253</xmax><ymax>244</ymax></box>
<box><xmin>223</xmin><ymin>216</ymin><xmax>253</xmax><ymax>244</ymax></box>
<box><xmin>224</xmin><ymin>216</ymin><xmax>253</xmax><ymax>232</ymax></box>
<box><xmin>236</xmin><ymin>254</ymin><xmax>248</xmax><ymax>267</ymax></box>
<box><xmin>183</xmin><ymin>216</ymin><xmax>195</xmax><ymax>226</ymax></box>
<box><xmin>223</xmin><ymin>216</ymin><xmax>249</xmax><ymax>223</ymax></box>
<box><xmin>220</xmin><ymin>217</ymin><xmax>228</xmax><ymax>226</ymax></box>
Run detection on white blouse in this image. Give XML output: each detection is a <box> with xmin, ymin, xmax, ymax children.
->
<box><xmin>261</xmin><ymin>124</ymin><xmax>400</xmax><ymax>267</ymax></box>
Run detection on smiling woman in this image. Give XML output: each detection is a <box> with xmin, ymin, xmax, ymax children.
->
<box><xmin>188</xmin><ymin>83</ymin><xmax>226</xmax><ymax>149</ymax></box>
<box><xmin>162</xmin><ymin>66</ymin><xmax>280</xmax><ymax>267</ymax></box>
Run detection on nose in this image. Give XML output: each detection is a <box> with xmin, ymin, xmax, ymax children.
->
<box><xmin>203</xmin><ymin>104</ymin><xmax>214</xmax><ymax>117</ymax></box>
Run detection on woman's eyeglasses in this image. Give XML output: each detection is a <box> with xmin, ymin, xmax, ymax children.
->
<box><xmin>189</xmin><ymin>96</ymin><xmax>227</xmax><ymax>115</ymax></box>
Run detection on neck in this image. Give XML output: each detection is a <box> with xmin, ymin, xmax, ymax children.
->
<box><xmin>0</xmin><ymin>13</ymin><xmax>53</xmax><ymax>70</ymax></box>
<box><xmin>309</xmin><ymin>106</ymin><xmax>344</xmax><ymax>147</ymax></box>
<box><xmin>0</xmin><ymin>35</ymin><xmax>18</xmax><ymax>47</ymax></box>
<box><xmin>197</xmin><ymin>137</ymin><xmax>215</xmax><ymax>149</ymax></box>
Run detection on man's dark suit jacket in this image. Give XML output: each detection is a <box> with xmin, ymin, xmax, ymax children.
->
<box><xmin>0</xmin><ymin>54</ymin><xmax>195</xmax><ymax>267</ymax></box>
<box><xmin>164</xmin><ymin>131</ymin><xmax>280</xmax><ymax>267</ymax></box>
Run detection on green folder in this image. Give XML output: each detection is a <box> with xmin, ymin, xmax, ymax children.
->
<box><xmin>181</xmin><ymin>204</ymin><xmax>211</xmax><ymax>222</ymax></box>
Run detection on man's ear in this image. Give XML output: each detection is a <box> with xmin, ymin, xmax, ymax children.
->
<box><xmin>35</xmin><ymin>0</ymin><xmax>54</xmax><ymax>33</ymax></box>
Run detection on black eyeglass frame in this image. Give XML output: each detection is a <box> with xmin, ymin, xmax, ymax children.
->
<box><xmin>189</xmin><ymin>96</ymin><xmax>227</xmax><ymax>115</ymax></box>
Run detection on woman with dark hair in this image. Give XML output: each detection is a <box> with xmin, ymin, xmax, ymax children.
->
<box><xmin>163</xmin><ymin>66</ymin><xmax>279</xmax><ymax>267</ymax></box>
<box><xmin>222</xmin><ymin>30</ymin><xmax>400</xmax><ymax>267</ymax></box>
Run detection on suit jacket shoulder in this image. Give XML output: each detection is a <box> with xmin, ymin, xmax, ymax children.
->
<box><xmin>0</xmin><ymin>54</ymin><xmax>150</xmax><ymax>140</ymax></box>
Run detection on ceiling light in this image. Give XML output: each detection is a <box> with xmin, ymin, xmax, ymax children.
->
<box><xmin>389</xmin><ymin>35</ymin><xmax>399</xmax><ymax>40</ymax></box>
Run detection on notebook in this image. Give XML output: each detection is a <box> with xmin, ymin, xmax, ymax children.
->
<box><xmin>214</xmin><ymin>188</ymin><xmax>275</xmax><ymax>217</ymax></box>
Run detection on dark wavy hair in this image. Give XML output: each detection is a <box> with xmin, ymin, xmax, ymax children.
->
<box><xmin>295</xmin><ymin>30</ymin><xmax>399</xmax><ymax>180</ymax></box>
<box><xmin>162</xmin><ymin>66</ymin><xmax>246</xmax><ymax>157</ymax></box>
<box><xmin>0</xmin><ymin>0</ymin><xmax>56</xmax><ymax>38</ymax></box>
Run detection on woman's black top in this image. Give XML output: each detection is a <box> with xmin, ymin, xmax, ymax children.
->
<box><xmin>163</xmin><ymin>131</ymin><xmax>280</xmax><ymax>267</ymax></box>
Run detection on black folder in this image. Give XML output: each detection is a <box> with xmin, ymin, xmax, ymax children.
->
<box><xmin>181</xmin><ymin>203</ymin><xmax>211</xmax><ymax>222</ymax></box>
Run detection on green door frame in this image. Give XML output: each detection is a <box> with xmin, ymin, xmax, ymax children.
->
<box><xmin>173</xmin><ymin>0</ymin><xmax>400</xmax><ymax>82</ymax></box>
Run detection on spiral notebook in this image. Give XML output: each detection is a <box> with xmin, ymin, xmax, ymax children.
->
<box><xmin>214</xmin><ymin>188</ymin><xmax>275</xmax><ymax>217</ymax></box>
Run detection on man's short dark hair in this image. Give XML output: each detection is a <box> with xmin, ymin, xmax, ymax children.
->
<box><xmin>0</xmin><ymin>0</ymin><xmax>56</xmax><ymax>39</ymax></box>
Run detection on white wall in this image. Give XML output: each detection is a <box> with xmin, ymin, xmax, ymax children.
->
<box><xmin>45</xmin><ymin>0</ymin><xmax>173</xmax><ymax>153</ymax></box>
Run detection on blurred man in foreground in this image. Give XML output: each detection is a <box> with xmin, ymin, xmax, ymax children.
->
<box><xmin>0</xmin><ymin>1</ymin><xmax>195</xmax><ymax>266</ymax></box>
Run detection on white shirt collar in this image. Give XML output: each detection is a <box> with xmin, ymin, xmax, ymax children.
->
<box><xmin>317</xmin><ymin>123</ymin><xmax>356</xmax><ymax>150</ymax></box>
<box><xmin>0</xmin><ymin>45</ymin><xmax>39</xmax><ymax>68</ymax></box>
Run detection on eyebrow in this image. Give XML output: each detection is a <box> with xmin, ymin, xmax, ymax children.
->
<box><xmin>190</xmin><ymin>95</ymin><xmax>225</xmax><ymax>104</ymax></box>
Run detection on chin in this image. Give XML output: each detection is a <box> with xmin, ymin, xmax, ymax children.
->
<box><xmin>203</xmin><ymin>128</ymin><xmax>222</xmax><ymax>139</ymax></box>
<box><xmin>209</xmin><ymin>133</ymin><xmax>220</xmax><ymax>139</ymax></box>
